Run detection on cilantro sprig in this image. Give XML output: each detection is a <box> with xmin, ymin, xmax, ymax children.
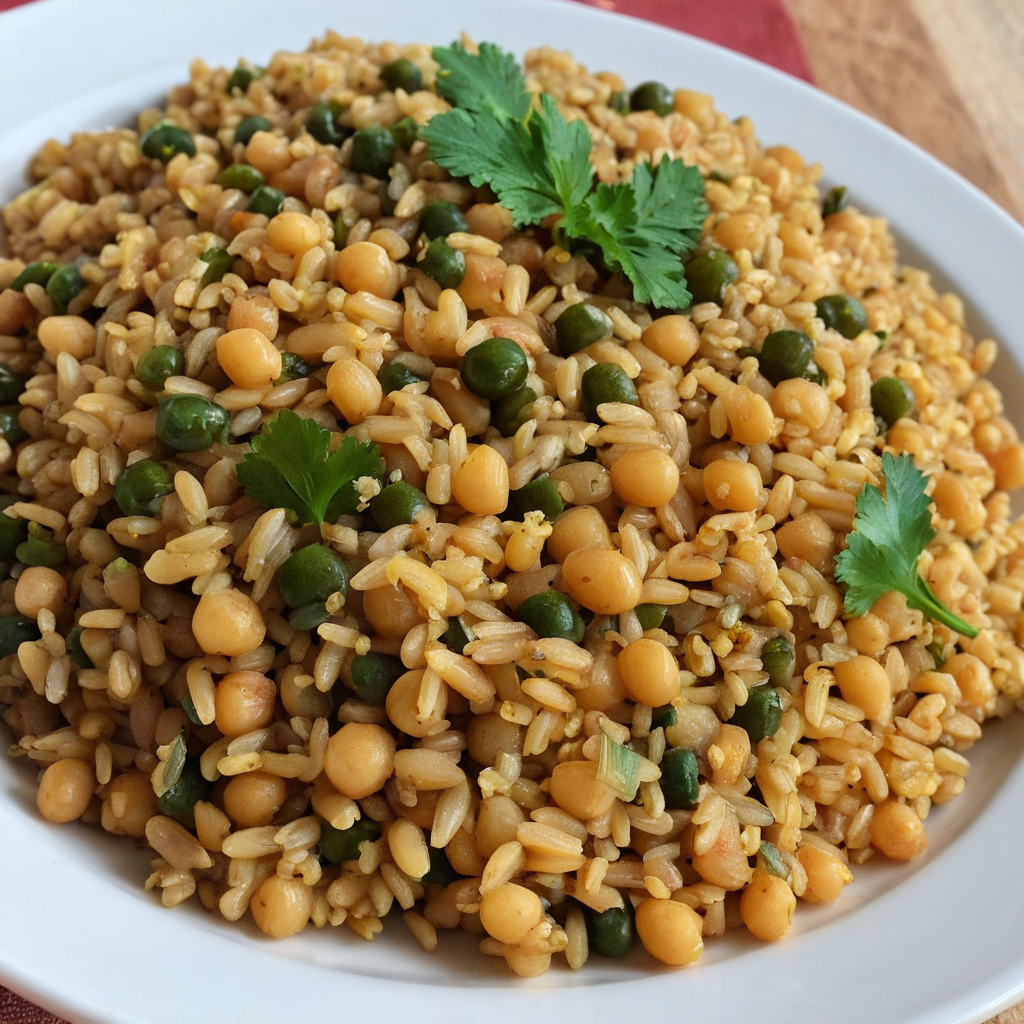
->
<box><xmin>835</xmin><ymin>452</ymin><xmax>979</xmax><ymax>638</ymax></box>
<box><xmin>236</xmin><ymin>409</ymin><xmax>383</xmax><ymax>526</ymax></box>
<box><xmin>422</xmin><ymin>42</ymin><xmax>707</xmax><ymax>309</ymax></box>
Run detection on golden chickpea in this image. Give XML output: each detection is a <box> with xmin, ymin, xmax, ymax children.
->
<box><xmin>714</xmin><ymin>212</ymin><xmax>765</xmax><ymax>255</ymax></box>
<box><xmin>216</xmin><ymin>327</ymin><xmax>283</xmax><ymax>389</ymax></box>
<box><xmin>640</xmin><ymin>315</ymin><xmax>700</xmax><ymax>366</ymax></box>
<box><xmin>457</xmin><ymin>253</ymin><xmax>506</xmax><ymax>311</ymax></box>
<box><xmin>990</xmin><ymin>442</ymin><xmax>1024</xmax><ymax>491</ymax></box>
<box><xmin>932</xmin><ymin>471</ymin><xmax>987</xmax><ymax>537</ymax></box>
<box><xmin>279</xmin><ymin>667</ymin><xmax>334</xmax><ymax>720</ymax></box>
<box><xmin>635</xmin><ymin>898</ymin><xmax>704</xmax><ymax>966</ymax></box>
<box><xmin>692</xmin><ymin>811</ymin><xmax>752</xmax><ymax>889</ymax></box>
<box><xmin>193</xmin><ymin>588</ymin><xmax>266</xmax><ymax>657</ymax></box>
<box><xmin>250</xmin><ymin>875</ymin><xmax>312</xmax><ymax>938</ymax></box>
<box><xmin>617</xmin><ymin>638</ymin><xmax>681</xmax><ymax>706</ymax></box>
<box><xmin>100</xmin><ymin>770</ymin><xmax>159</xmax><ymax>838</ymax></box>
<box><xmin>610</xmin><ymin>448</ymin><xmax>680</xmax><ymax>508</ymax></box>
<box><xmin>447</xmin><ymin>827</ymin><xmax>486</xmax><ymax>876</ymax></box>
<box><xmin>833</xmin><ymin>655</ymin><xmax>891</xmax><ymax>720</ymax></box>
<box><xmin>214</xmin><ymin>670</ymin><xmax>277</xmax><ymax>737</ymax></box>
<box><xmin>385</xmin><ymin>668</ymin><xmax>447</xmax><ymax>738</ymax></box>
<box><xmin>36</xmin><ymin>757</ymin><xmax>94</xmax><ymax>823</ymax></box>
<box><xmin>776</xmin><ymin>512</ymin><xmax>835</xmax><ymax>573</ymax></box>
<box><xmin>326</xmin><ymin>356</ymin><xmax>382</xmax><ymax>424</ymax></box>
<box><xmin>464</xmin><ymin>203</ymin><xmax>514</xmax><ymax>243</ymax></box>
<box><xmin>771</xmin><ymin>378</ymin><xmax>831</xmax><ymax>430</ymax></box>
<box><xmin>266</xmin><ymin>211</ymin><xmax>322</xmax><ymax>255</ymax></box>
<box><xmin>335</xmin><ymin>241</ymin><xmax>402</xmax><ymax>299</ymax></box>
<box><xmin>702</xmin><ymin>459</ymin><xmax>763</xmax><ymax>512</ymax></box>
<box><xmin>222</xmin><ymin>770</ymin><xmax>288</xmax><ymax>827</ymax></box>
<box><xmin>476</xmin><ymin>795</ymin><xmax>527</xmax><ymax>859</ymax></box>
<box><xmin>548</xmin><ymin>759</ymin><xmax>617</xmax><ymax>821</ymax></box>
<box><xmin>363</xmin><ymin>583</ymin><xmax>427</xmax><ymax>640</ymax></box>
<box><xmin>466</xmin><ymin>713</ymin><xmax>524</xmax><ymax>766</ymax></box>
<box><xmin>244</xmin><ymin>131</ymin><xmax>292</xmax><ymax>176</ymax></box>
<box><xmin>323</xmin><ymin>722</ymin><xmax>395</xmax><ymax>799</ymax></box>
<box><xmin>723</xmin><ymin>386</ymin><xmax>775</xmax><ymax>445</ymax></box>
<box><xmin>452</xmin><ymin>444</ymin><xmax>509</xmax><ymax>516</ymax></box>
<box><xmin>561</xmin><ymin>548</ymin><xmax>643</xmax><ymax>615</ymax></box>
<box><xmin>869</xmin><ymin>800</ymin><xmax>928</xmax><ymax>861</ymax></box>
<box><xmin>546</xmin><ymin>506</ymin><xmax>612</xmax><ymax>563</ymax></box>
<box><xmin>38</xmin><ymin>315</ymin><xmax>95</xmax><ymax>359</ymax></box>
<box><xmin>15</xmin><ymin>566</ymin><xmax>68</xmax><ymax>619</ymax></box>
<box><xmin>574</xmin><ymin>648</ymin><xmax>630</xmax><ymax>712</ymax></box>
<box><xmin>845</xmin><ymin>612</ymin><xmax>890</xmax><ymax>657</ymax></box>
<box><xmin>740</xmin><ymin>868</ymin><xmax>796</xmax><ymax>941</ymax></box>
<box><xmin>797</xmin><ymin>843</ymin><xmax>854</xmax><ymax>903</ymax></box>
<box><xmin>227</xmin><ymin>291</ymin><xmax>279</xmax><ymax>340</ymax></box>
<box><xmin>479</xmin><ymin>882</ymin><xmax>543</xmax><ymax>945</ymax></box>
<box><xmin>944</xmin><ymin>653</ymin><xmax>995</xmax><ymax>709</ymax></box>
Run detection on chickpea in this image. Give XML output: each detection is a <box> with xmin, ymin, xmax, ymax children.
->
<box><xmin>323</xmin><ymin>722</ymin><xmax>395</xmax><ymax>799</ymax></box>
<box><xmin>776</xmin><ymin>512</ymin><xmax>834</xmax><ymax>573</ymax></box>
<box><xmin>723</xmin><ymin>386</ymin><xmax>775</xmax><ymax>446</ymax></box>
<box><xmin>216</xmin><ymin>328</ymin><xmax>282</xmax><ymax>389</ymax></box>
<box><xmin>476</xmin><ymin>795</ymin><xmax>527</xmax><ymax>858</ymax></box>
<box><xmin>869</xmin><ymin>800</ymin><xmax>928</xmax><ymax>861</ymax></box>
<box><xmin>244</xmin><ymin>131</ymin><xmax>292</xmax><ymax>176</ymax></box>
<box><xmin>464</xmin><ymin>203</ymin><xmax>514</xmax><ymax>243</ymax></box>
<box><xmin>326</xmin><ymin>356</ymin><xmax>382</xmax><ymax>424</ymax></box>
<box><xmin>479</xmin><ymin>882</ymin><xmax>543</xmax><ymax>945</ymax></box>
<box><xmin>617</xmin><ymin>638</ymin><xmax>681</xmax><ymax>706</ymax></box>
<box><xmin>38</xmin><ymin>315</ymin><xmax>96</xmax><ymax>359</ymax></box>
<box><xmin>639</xmin><ymin>315</ymin><xmax>700</xmax><ymax>366</ymax></box>
<box><xmin>36</xmin><ymin>757</ymin><xmax>94</xmax><ymax>823</ymax></box>
<box><xmin>561</xmin><ymin>548</ymin><xmax>643</xmax><ymax>615</ymax></box>
<box><xmin>222</xmin><ymin>770</ymin><xmax>288</xmax><ymax>827</ymax></box>
<box><xmin>932</xmin><ymin>471</ymin><xmax>987</xmax><ymax>537</ymax></box>
<box><xmin>266</xmin><ymin>211</ymin><xmax>322</xmax><ymax>255</ymax></box>
<box><xmin>457</xmin><ymin>253</ymin><xmax>506</xmax><ymax>311</ymax></box>
<box><xmin>546</xmin><ymin>506</ymin><xmax>613</xmax><ymax>563</ymax></box>
<box><xmin>447</xmin><ymin>827</ymin><xmax>486</xmax><ymax>876</ymax></box>
<box><xmin>844</xmin><ymin>612</ymin><xmax>890</xmax><ymax>657</ymax></box>
<box><xmin>634</xmin><ymin>898</ymin><xmax>704</xmax><ymax>966</ymax></box>
<box><xmin>385</xmin><ymin>668</ymin><xmax>447</xmax><ymax>738</ymax></box>
<box><xmin>250</xmin><ymin>874</ymin><xmax>312</xmax><ymax>938</ymax></box>
<box><xmin>771</xmin><ymin>377</ymin><xmax>831</xmax><ymax>431</ymax></box>
<box><xmin>713</xmin><ymin>212</ymin><xmax>765</xmax><ymax>254</ymax></box>
<box><xmin>192</xmin><ymin>588</ymin><xmax>266</xmax><ymax>657</ymax></box>
<box><xmin>452</xmin><ymin>444</ymin><xmax>509</xmax><ymax>516</ymax></box>
<box><xmin>833</xmin><ymin>655</ymin><xmax>891</xmax><ymax>720</ymax></box>
<box><xmin>363</xmin><ymin>583</ymin><xmax>427</xmax><ymax>640</ymax></box>
<box><xmin>797</xmin><ymin>843</ymin><xmax>853</xmax><ymax>903</ymax></box>
<box><xmin>990</xmin><ymin>442</ymin><xmax>1024</xmax><ymax>491</ymax></box>
<box><xmin>466</xmin><ymin>713</ymin><xmax>524</xmax><ymax>766</ymax></box>
<box><xmin>610</xmin><ymin>448</ymin><xmax>680</xmax><ymax>507</ymax></box>
<box><xmin>575</xmin><ymin>648</ymin><xmax>630</xmax><ymax>713</ymax></box>
<box><xmin>227</xmin><ymin>291</ymin><xmax>279</xmax><ymax>340</ymax></box>
<box><xmin>15</xmin><ymin>566</ymin><xmax>68</xmax><ymax>619</ymax></box>
<box><xmin>100</xmin><ymin>770</ymin><xmax>158</xmax><ymax>838</ymax></box>
<box><xmin>702</xmin><ymin>459</ymin><xmax>763</xmax><ymax>512</ymax></box>
<box><xmin>740</xmin><ymin>868</ymin><xmax>796</xmax><ymax>941</ymax></box>
<box><xmin>214</xmin><ymin>670</ymin><xmax>277</xmax><ymax>737</ymax></box>
<box><xmin>335</xmin><ymin>241</ymin><xmax>402</xmax><ymax>299</ymax></box>
<box><xmin>945</xmin><ymin>652</ymin><xmax>995</xmax><ymax>709</ymax></box>
<box><xmin>548</xmin><ymin>759</ymin><xmax>616</xmax><ymax>821</ymax></box>
<box><xmin>692</xmin><ymin>810</ymin><xmax>752</xmax><ymax>889</ymax></box>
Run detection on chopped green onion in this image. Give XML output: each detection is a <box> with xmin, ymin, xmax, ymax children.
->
<box><xmin>596</xmin><ymin>731</ymin><xmax>658</xmax><ymax>802</ymax></box>
<box><xmin>758</xmin><ymin>840</ymin><xmax>787</xmax><ymax>878</ymax></box>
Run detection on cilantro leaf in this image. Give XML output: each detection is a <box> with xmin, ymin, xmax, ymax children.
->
<box><xmin>236</xmin><ymin>409</ymin><xmax>383</xmax><ymax>526</ymax></box>
<box><xmin>432</xmin><ymin>42</ymin><xmax>532</xmax><ymax>124</ymax></box>
<box><xmin>834</xmin><ymin>452</ymin><xmax>979</xmax><ymax>637</ymax></box>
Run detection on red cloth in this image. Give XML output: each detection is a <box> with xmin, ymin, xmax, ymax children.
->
<box><xmin>0</xmin><ymin>1</ymin><xmax>809</xmax><ymax>1021</ymax></box>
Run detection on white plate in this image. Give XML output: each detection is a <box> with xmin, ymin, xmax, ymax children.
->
<box><xmin>2</xmin><ymin>1</ymin><xmax>1024</xmax><ymax>1022</ymax></box>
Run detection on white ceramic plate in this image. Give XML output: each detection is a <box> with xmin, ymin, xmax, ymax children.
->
<box><xmin>3</xmin><ymin>1</ymin><xmax>1024</xmax><ymax>1022</ymax></box>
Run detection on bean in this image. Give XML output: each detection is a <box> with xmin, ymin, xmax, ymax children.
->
<box><xmin>363</xmin><ymin>584</ymin><xmax>427</xmax><ymax>641</ymax></box>
<box><xmin>816</xmin><ymin>294</ymin><xmax>868</xmax><ymax>339</ymax></box>
<box><xmin>771</xmin><ymin>377</ymin><xmax>830</xmax><ymax>430</ymax></box>
<box><xmin>419</xmin><ymin>237</ymin><xmax>466</xmax><ymax>290</ymax></box>
<box><xmin>760</xmin><ymin>637</ymin><xmax>795</xmax><ymax>686</ymax></box>
<box><xmin>629</xmin><ymin>81</ymin><xmax>672</xmax><ymax>116</ymax></box>
<box><xmin>45</xmin><ymin>265</ymin><xmax>86</xmax><ymax>315</ymax></box>
<box><xmin>452</xmin><ymin>444</ymin><xmax>509</xmax><ymax>516</ymax></box>
<box><xmin>247</xmin><ymin>184</ymin><xmax>285</xmax><ymax>218</ymax></box>
<box><xmin>822</xmin><ymin>185</ymin><xmax>848</xmax><ymax>217</ymax></box>
<box><xmin>460</xmin><ymin>337</ymin><xmax>528</xmax><ymax>400</ymax></box>
<box><xmin>194</xmin><ymin>591</ymin><xmax>266</xmax><ymax>658</ymax></box>
<box><xmin>336</xmin><ymin>240</ymin><xmax>402</xmax><ymax>299</ymax></box>
<box><xmin>349</xmin><ymin>125</ymin><xmax>396</xmax><ymax>178</ymax></box>
<box><xmin>305</xmin><ymin>100</ymin><xmax>348</xmax><ymax>146</ymax></box>
<box><xmin>100</xmin><ymin>771</ymin><xmax>158</xmax><ymax>838</ymax></box>
<box><xmin>370</xmin><ymin>481</ymin><xmax>430</xmax><ymax>531</ymax></box>
<box><xmin>476</xmin><ymin>795</ymin><xmax>526</xmax><ymax>859</ymax></box>
<box><xmin>561</xmin><ymin>547</ymin><xmax>642</xmax><ymax>615</ymax></box>
<box><xmin>0</xmin><ymin>614</ymin><xmax>40</xmax><ymax>657</ymax></box>
<box><xmin>740</xmin><ymin>868</ymin><xmax>796</xmax><ymax>941</ymax></box>
<box><xmin>37</xmin><ymin>757</ymin><xmax>95</xmax><ymax>823</ymax></box>
<box><xmin>215</xmin><ymin>163</ymin><xmax>265</xmax><ymax>192</ymax></box>
<box><xmin>703</xmin><ymin>458</ymin><xmax>762</xmax><ymax>512</ymax></box>
<box><xmin>547</xmin><ymin>506</ymin><xmax>612</xmax><ymax>563</ymax></box>
<box><xmin>324</xmin><ymin>722</ymin><xmax>396</xmax><ymax>800</ymax></box>
<box><xmin>267</xmin><ymin>211</ymin><xmax>322</xmax><ymax>255</ymax></box>
<box><xmin>757</xmin><ymin>330</ymin><xmax>814</xmax><ymax>385</ymax></box>
<box><xmin>832</xmin><ymin>655</ymin><xmax>891</xmax><ymax>720</ymax></box>
<box><xmin>226</xmin><ymin>64</ymin><xmax>262</xmax><ymax>94</ymax></box>
<box><xmin>611</xmin><ymin>448</ymin><xmax>679</xmax><ymax>507</ymax></box>
<box><xmin>618</xmin><ymin>638</ymin><xmax>680</xmax><ymax>706</ymax></box>
<box><xmin>139</xmin><ymin>122</ymin><xmax>195</xmax><ymax>163</ymax></box>
<box><xmin>466</xmin><ymin>713</ymin><xmax>523</xmax><ymax>767</ymax></box>
<box><xmin>349</xmin><ymin>652</ymin><xmax>405</xmax><ymax>704</ymax></box>
<box><xmin>797</xmin><ymin>844</ymin><xmax>853</xmax><ymax>902</ymax></box>
<box><xmin>871</xmin><ymin>376</ymin><xmax>915</xmax><ymax>428</ymax></box>
<box><xmin>554</xmin><ymin>303</ymin><xmax>613</xmax><ymax>355</ymax></box>
<box><xmin>198</xmin><ymin>247</ymin><xmax>234</xmax><ymax>288</ymax></box>
<box><xmin>389</xmin><ymin>116</ymin><xmax>419</xmax><ymax>151</ymax></box>
<box><xmin>479</xmin><ymin>883</ymin><xmax>543</xmax><ymax>945</ymax></box>
<box><xmin>507</xmin><ymin>473</ymin><xmax>564</xmax><ymax>522</ymax></box>
<box><xmin>0</xmin><ymin>363</ymin><xmax>24</xmax><ymax>405</ymax></box>
<box><xmin>156</xmin><ymin>758</ymin><xmax>209</xmax><ymax>829</ymax></box>
<box><xmin>381</xmin><ymin>57</ymin><xmax>424</xmax><ymax>93</ymax></box>
<box><xmin>869</xmin><ymin>801</ymin><xmax>927</xmax><ymax>861</ymax></box>
<box><xmin>585</xmin><ymin>904</ymin><xmax>634</xmax><ymax>958</ymax></box>
<box><xmin>377</xmin><ymin>359</ymin><xmax>423</xmax><ymax>396</ymax></box>
<box><xmin>548</xmin><ymin>759</ymin><xmax>616</xmax><ymax>821</ymax></box>
<box><xmin>250</xmin><ymin>875</ymin><xmax>311</xmax><ymax>938</ymax></box>
<box><xmin>16</xmin><ymin>523</ymin><xmax>66</xmax><ymax>568</ymax></box>
<box><xmin>14</xmin><ymin>566</ymin><xmax>67</xmax><ymax>619</ymax></box>
<box><xmin>634</xmin><ymin>898</ymin><xmax>703</xmax><ymax>966</ymax></box>
<box><xmin>319</xmin><ymin>816</ymin><xmax>381</xmax><ymax>864</ymax></box>
<box><xmin>234</xmin><ymin>116</ymin><xmax>272</xmax><ymax>147</ymax></box>
<box><xmin>581</xmin><ymin>362</ymin><xmax>638</xmax><ymax>421</ymax></box>
<box><xmin>278</xmin><ymin>544</ymin><xmax>349</xmax><ymax>609</ymax></box>
<box><xmin>11</xmin><ymin>261</ymin><xmax>59</xmax><ymax>291</ymax></box>
<box><xmin>641</xmin><ymin>314</ymin><xmax>701</xmax><ymax>365</ymax></box>
<box><xmin>227</xmin><ymin>292</ymin><xmax>279</xmax><ymax>339</ymax></box>
<box><xmin>156</xmin><ymin>395</ymin><xmax>230</xmax><ymax>451</ymax></box>
<box><xmin>326</xmin><ymin>356</ymin><xmax>383</xmax><ymax>424</ymax></box>
<box><xmin>114</xmin><ymin>459</ymin><xmax>174</xmax><ymax>517</ymax></box>
<box><xmin>776</xmin><ymin>511</ymin><xmax>834</xmax><ymax>574</ymax></box>
<box><xmin>491</xmin><ymin>386</ymin><xmax>536</xmax><ymax>437</ymax></box>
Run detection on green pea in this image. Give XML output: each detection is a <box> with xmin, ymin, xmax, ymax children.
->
<box><xmin>370</xmin><ymin>481</ymin><xmax>431</xmax><ymax>532</ymax></box>
<box><xmin>650</xmin><ymin>704</ymin><xmax>677</xmax><ymax>730</ymax></box>
<box><xmin>635</xmin><ymin>603</ymin><xmax>667</xmax><ymax>631</ymax></box>
<box><xmin>760</xmin><ymin>636</ymin><xmax>795</xmax><ymax>687</ymax></box>
<box><xmin>816</xmin><ymin>294</ymin><xmax>868</xmax><ymax>339</ymax></box>
<box><xmin>45</xmin><ymin>264</ymin><xmax>85</xmax><ymax>314</ymax></box>
<box><xmin>757</xmin><ymin>329</ymin><xmax>814</xmax><ymax>385</ymax></box>
<box><xmin>708</xmin><ymin>170</ymin><xmax>732</xmax><ymax>184</ymax></box>
<box><xmin>630</xmin><ymin>81</ymin><xmax>673</xmax><ymax>116</ymax></box>
<box><xmin>0</xmin><ymin>496</ymin><xmax>28</xmax><ymax>561</ymax></box>
<box><xmin>926</xmin><ymin>641</ymin><xmax>946</xmax><ymax>671</ymax></box>
<box><xmin>64</xmin><ymin>626</ymin><xmax>93</xmax><ymax>669</ymax></box>
<box><xmin>248</xmin><ymin>185</ymin><xmax>285</xmax><ymax>218</ymax></box>
<box><xmin>319</xmin><ymin>816</ymin><xmax>381</xmax><ymax>864</ymax></box>
<box><xmin>419</xmin><ymin>237</ymin><xmax>465</xmax><ymax>289</ymax></box>
<box><xmin>16</xmin><ymin>523</ymin><xmax>65</xmax><ymax>568</ymax></box>
<box><xmin>181</xmin><ymin>693</ymin><xmax>202</xmax><ymax>727</ymax></box>
<box><xmin>871</xmin><ymin>376</ymin><xmax>915</xmax><ymax>428</ymax></box>
<box><xmin>278</xmin><ymin>543</ymin><xmax>349</xmax><ymax>609</ymax></box>
<box><xmin>685</xmin><ymin>249</ymin><xmax>739</xmax><ymax>305</ymax></box>
<box><xmin>0</xmin><ymin>408</ymin><xmax>26</xmax><ymax>446</ymax></box>
<box><xmin>288</xmin><ymin>602</ymin><xmax>332</xmax><ymax>631</ymax></box>
<box><xmin>349</xmin><ymin>125</ymin><xmax>396</xmax><ymax>178</ymax></box>
<box><xmin>608</xmin><ymin>90</ymin><xmax>630</xmax><ymax>115</ymax></box>
<box><xmin>198</xmin><ymin>246</ymin><xmax>234</xmax><ymax>288</ymax></box>
<box><xmin>491</xmin><ymin>386</ymin><xmax>537</xmax><ymax>438</ymax></box>
<box><xmin>441</xmin><ymin>616</ymin><xmax>471</xmax><ymax>654</ymax></box>
<box><xmin>421</xmin><ymin>845</ymin><xmax>463</xmax><ymax>885</ymax></box>
<box><xmin>306</xmin><ymin>101</ymin><xmax>349</xmax><ymax>147</ymax></box>
<box><xmin>0</xmin><ymin>614</ymin><xmax>41</xmax><ymax>658</ymax></box>
<box><xmin>0</xmin><ymin>365</ymin><xmax>24</xmax><ymax>406</ymax></box>
<box><xmin>114</xmin><ymin>459</ymin><xmax>174</xmax><ymax>517</ymax></box>
<box><xmin>380</xmin><ymin>58</ymin><xmax>424</xmax><ymax>93</ymax></box>
<box><xmin>660</xmin><ymin>747</ymin><xmax>700</xmax><ymax>808</ymax></box>
<box><xmin>516</xmin><ymin>590</ymin><xmax>585</xmax><ymax>643</ymax></box>
<box><xmin>226</xmin><ymin>65</ymin><xmax>262</xmax><ymax>94</ymax></box>
<box><xmin>349</xmin><ymin>652</ymin><xmax>405</xmax><ymax>704</ymax></box>
<box><xmin>157</xmin><ymin>757</ymin><xmax>210</xmax><ymax>830</ymax></box>
<box><xmin>822</xmin><ymin>185</ymin><xmax>848</xmax><ymax>217</ymax></box>
<box><xmin>389</xmin><ymin>116</ymin><xmax>420</xmax><ymax>152</ymax></box>
<box><xmin>234</xmin><ymin>115</ymin><xmax>272</xmax><ymax>146</ymax></box>
<box><xmin>215</xmin><ymin>163</ymin><xmax>265</xmax><ymax>193</ymax></box>
<box><xmin>11</xmin><ymin>261</ymin><xmax>59</xmax><ymax>291</ymax></box>
<box><xmin>276</xmin><ymin>352</ymin><xmax>309</xmax><ymax>384</ymax></box>
<box><xmin>377</xmin><ymin>360</ymin><xmax>422</xmax><ymax>395</ymax></box>
<box><xmin>333</xmin><ymin>211</ymin><xmax>350</xmax><ymax>248</ymax></box>
<box><xmin>554</xmin><ymin>303</ymin><xmax>613</xmax><ymax>356</ymax></box>
<box><xmin>507</xmin><ymin>473</ymin><xmax>564</xmax><ymax>522</ymax></box>
<box><xmin>419</xmin><ymin>200</ymin><xmax>468</xmax><ymax>240</ymax></box>
<box><xmin>729</xmin><ymin>684</ymin><xmax>783</xmax><ymax>744</ymax></box>
<box><xmin>379</xmin><ymin>181</ymin><xmax>397</xmax><ymax>217</ymax></box>
<box><xmin>460</xmin><ymin>337</ymin><xmax>528</xmax><ymax>400</ymax></box>
<box><xmin>584</xmin><ymin>904</ymin><xmax>634</xmax><ymax>958</ymax></box>
<box><xmin>581</xmin><ymin>362</ymin><xmax>638</xmax><ymax>421</ymax></box>
<box><xmin>139</xmin><ymin>122</ymin><xmax>196</xmax><ymax>163</ymax></box>
<box><xmin>156</xmin><ymin>394</ymin><xmax>231</xmax><ymax>452</ymax></box>
<box><xmin>136</xmin><ymin>345</ymin><xmax>183</xmax><ymax>390</ymax></box>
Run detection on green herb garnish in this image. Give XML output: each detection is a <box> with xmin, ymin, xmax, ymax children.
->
<box><xmin>236</xmin><ymin>409</ymin><xmax>383</xmax><ymax>526</ymax></box>
<box><xmin>835</xmin><ymin>452</ymin><xmax>979</xmax><ymax>638</ymax></box>
<box><xmin>421</xmin><ymin>42</ymin><xmax>707</xmax><ymax>309</ymax></box>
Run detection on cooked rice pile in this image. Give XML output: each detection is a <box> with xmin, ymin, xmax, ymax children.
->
<box><xmin>2</xmin><ymin>33</ymin><xmax>1024</xmax><ymax>975</ymax></box>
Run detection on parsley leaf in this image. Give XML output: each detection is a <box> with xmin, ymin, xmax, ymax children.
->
<box><xmin>834</xmin><ymin>452</ymin><xmax>979</xmax><ymax>638</ymax></box>
<box><xmin>236</xmin><ymin>409</ymin><xmax>383</xmax><ymax>526</ymax></box>
<box><xmin>432</xmin><ymin>41</ymin><xmax>532</xmax><ymax>123</ymax></box>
